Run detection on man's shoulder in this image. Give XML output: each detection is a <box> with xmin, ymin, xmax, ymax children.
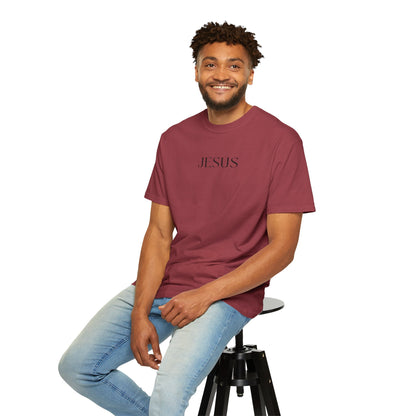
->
<box><xmin>162</xmin><ymin>110</ymin><xmax>206</xmax><ymax>137</ymax></box>
<box><xmin>254</xmin><ymin>106</ymin><xmax>302</xmax><ymax>144</ymax></box>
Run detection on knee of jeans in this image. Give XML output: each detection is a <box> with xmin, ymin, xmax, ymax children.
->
<box><xmin>58</xmin><ymin>347</ymin><xmax>98</xmax><ymax>390</ymax></box>
<box><xmin>58</xmin><ymin>349</ymin><xmax>82</xmax><ymax>388</ymax></box>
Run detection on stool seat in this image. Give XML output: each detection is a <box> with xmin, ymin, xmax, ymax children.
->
<box><xmin>261</xmin><ymin>297</ymin><xmax>284</xmax><ymax>315</ymax></box>
<box><xmin>198</xmin><ymin>297</ymin><xmax>284</xmax><ymax>416</ymax></box>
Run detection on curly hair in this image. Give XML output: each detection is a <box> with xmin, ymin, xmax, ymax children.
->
<box><xmin>190</xmin><ymin>22</ymin><xmax>263</xmax><ymax>68</ymax></box>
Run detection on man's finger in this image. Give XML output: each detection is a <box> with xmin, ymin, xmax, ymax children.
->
<box><xmin>132</xmin><ymin>345</ymin><xmax>144</xmax><ymax>366</ymax></box>
<box><xmin>149</xmin><ymin>332</ymin><xmax>162</xmax><ymax>362</ymax></box>
<box><xmin>177</xmin><ymin>318</ymin><xmax>190</xmax><ymax>329</ymax></box>
<box><xmin>170</xmin><ymin>312</ymin><xmax>189</xmax><ymax>327</ymax></box>
<box><xmin>137</xmin><ymin>341</ymin><xmax>154</xmax><ymax>368</ymax></box>
<box><xmin>146</xmin><ymin>354</ymin><xmax>161</xmax><ymax>370</ymax></box>
<box><xmin>158</xmin><ymin>301</ymin><xmax>173</xmax><ymax>319</ymax></box>
<box><xmin>164</xmin><ymin>308</ymin><xmax>183</xmax><ymax>325</ymax></box>
<box><xmin>160</xmin><ymin>301</ymin><xmax>183</xmax><ymax>324</ymax></box>
<box><xmin>140</xmin><ymin>349</ymin><xmax>159</xmax><ymax>370</ymax></box>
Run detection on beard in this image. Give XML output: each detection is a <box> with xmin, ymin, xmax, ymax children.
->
<box><xmin>198</xmin><ymin>81</ymin><xmax>248</xmax><ymax>111</ymax></box>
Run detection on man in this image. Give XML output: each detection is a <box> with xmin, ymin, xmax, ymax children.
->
<box><xmin>59</xmin><ymin>22</ymin><xmax>315</xmax><ymax>416</ymax></box>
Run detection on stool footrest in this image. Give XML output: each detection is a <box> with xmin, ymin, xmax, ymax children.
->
<box><xmin>226</xmin><ymin>375</ymin><xmax>259</xmax><ymax>387</ymax></box>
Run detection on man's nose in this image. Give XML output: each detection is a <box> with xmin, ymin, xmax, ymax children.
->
<box><xmin>213</xmin><ymin>66</ymin><xmax>230</xmax><ymax>82</ymax></box>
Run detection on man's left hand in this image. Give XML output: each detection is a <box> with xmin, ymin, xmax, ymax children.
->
<box><xmin>159</xmin><ymin>289</ymin><xmax>212</xmax><ymax>328</ymax></box>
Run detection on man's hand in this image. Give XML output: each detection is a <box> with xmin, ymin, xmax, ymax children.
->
<box><xmin>130</xmin><ymin>312</ymin><xmax>162</xmax><ymax>370</ymax></box>
<box><xmin>159</xmin><ymin>289</ymin><xmax>212</xmax><ymax>328</ymax></box>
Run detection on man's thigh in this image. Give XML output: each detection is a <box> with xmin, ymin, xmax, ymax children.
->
<box><xmin>60</xmin><ymin>286</ymin><xmax>174</xmax><ymax>376</ymax></box>
<box><xmin>149</xmin><ymin>301</ymin><xmax>250</xmax><ymax>415</ymax></box>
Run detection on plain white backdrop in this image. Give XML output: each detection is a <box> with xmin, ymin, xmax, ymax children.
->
<box><xmin>1</xmin><ymin>1</ymin><xmax>415</xmax><ymax>415</ymax></box>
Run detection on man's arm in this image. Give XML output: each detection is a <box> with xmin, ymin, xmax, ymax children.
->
<box><xmin>130</xmin><ymin>202</ymin><xmax>174</xmax><ymax>369</ymax></box>
<box><xmin>159</xmin><ymin>213</ymin><xmax>302</xmax><ymax>327</ymax></box>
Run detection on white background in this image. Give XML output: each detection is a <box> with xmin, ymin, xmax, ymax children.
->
<box><xmin>1</xmin><ymin>1</ymin><xmax>415</xmax><ymax>415</ymax></box>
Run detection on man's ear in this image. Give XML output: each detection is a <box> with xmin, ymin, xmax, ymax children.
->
<box><xmin>195</xmin><ymin>65</ymin><xmax>199</xmax><ymax>82</ymax></box>
<box><xmin>248</xmin><ymin>68</ymin><xmax>255</xmax><ymax>85</ymax></box>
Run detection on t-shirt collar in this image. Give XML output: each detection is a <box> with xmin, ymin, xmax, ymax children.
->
<box><xmin>201</xmin><ymin>106</ymin><xmax>259</xmax><ymax>133</ymax></box>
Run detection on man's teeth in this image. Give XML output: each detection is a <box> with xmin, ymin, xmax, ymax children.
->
<box><xmin>212</xmin><ymin>85</ymin><xmax>232</xmax><ymax>89</ymax></box>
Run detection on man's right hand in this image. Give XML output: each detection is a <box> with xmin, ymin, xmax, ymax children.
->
<box><xmin>130</xmin><ymin>312</ymin><xmax>162</xmax><ymax>370</ymax></box>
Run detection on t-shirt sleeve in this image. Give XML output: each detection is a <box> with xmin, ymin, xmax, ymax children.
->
<box><xmin>267</xmin><ymin>129</ymin><xmax>315</xmax><ymax>214</ymax></box>
<box><xmin>144</xmin><ymin>139</ymin><xmax>169</xmax><ymax>206</ymax></box>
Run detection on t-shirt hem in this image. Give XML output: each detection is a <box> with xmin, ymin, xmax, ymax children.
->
<box><xmin>144</xmin><ymin>192</ymin><xmax>169</xmax><ymax>206</ymax></box>
<box><xmin>223</xmin><ymin>298</ymin><xmax>263</xmax><ymax>319</ymax></box>
<box><xmin>267</xmin><ymin>205</ymin><xmax>316</xmax><ymax>214</ymax></box>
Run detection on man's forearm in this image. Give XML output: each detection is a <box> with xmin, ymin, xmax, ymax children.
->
<box><xmin>199</xmin><ymin>238</ymin><xmax>295</xmax><ymax>304</ymax></box>
<box><xmin>130</xmin><ymin>204</ymin><xmax>174</xmax><ymax>369</ymax></box>
<box><xmin>133</xmin><ymin>225</ymin><xmax>171</xmax><ymax>317</ymax></box>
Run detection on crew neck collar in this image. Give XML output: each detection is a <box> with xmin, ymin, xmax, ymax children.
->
<box><xmin>201</xmin><ymin>106</ymin><xmax>259</xmax><ymax>133</ymax></box>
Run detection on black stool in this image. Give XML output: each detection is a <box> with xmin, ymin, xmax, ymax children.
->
<box><xmin>198</xmin><ymin>297</ymin><xmax>284</xmax><ymax>416</ymax></box>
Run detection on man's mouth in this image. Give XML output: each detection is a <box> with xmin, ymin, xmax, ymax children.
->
<box><xmin>208</xmin><ymin>83</ymin><xmax>236</xmax><ymax>90</ymax></box>
<box><xmin>212</xmin><ymin>85</ymin><xmax>232</xmax><ymax>90</ymax></box>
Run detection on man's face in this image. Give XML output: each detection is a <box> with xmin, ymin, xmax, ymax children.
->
<box><xmin>195</xmin><ymin>42</ymin><xmax>254</xmax><ymax>111</ymax></box>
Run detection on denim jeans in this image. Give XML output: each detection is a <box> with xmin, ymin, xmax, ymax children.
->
<box><xmin>58</xmin><ymin>285</ymin><xmax>250</xmax><ymax>416</ymax></box>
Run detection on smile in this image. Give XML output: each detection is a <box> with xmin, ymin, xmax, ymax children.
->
<box><xmin>210</xmin><ymin>85</ymin><xmax>234</xmax><ymax>90</ymax></box>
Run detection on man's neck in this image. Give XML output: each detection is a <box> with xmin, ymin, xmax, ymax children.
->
<box><xmin>207</xmin><ymin>101</ymin><xmax>253</xmax><ymax>125</ymax></box>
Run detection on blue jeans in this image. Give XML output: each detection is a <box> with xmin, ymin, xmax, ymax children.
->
<box><xmin>58</xmin><ymin>285</ymin><xmax>250</xmax><ymax>416</ymax></box>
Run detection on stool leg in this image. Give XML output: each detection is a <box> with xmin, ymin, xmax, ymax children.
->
<box><xmin>254</xmin><ymin>352</ymin><xmax>281</xmax><ymax>416</ymax></box>
<box><xmin>213</xmin><ymin>355</ymin><xmax>234</xmax><ymax>416</ymax></box>
<box><xmin>198</xmin><ymin>362</ymin><xmax>218</xmax><ymax>416</ymax></box>
<box><xmin>247</xmin><ymin>358</ymin><xmax>266</xmax><ymax>415</ymax></box>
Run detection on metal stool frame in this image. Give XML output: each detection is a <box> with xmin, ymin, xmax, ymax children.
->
<box><xmin>198</xmin><ymin>298</ymin><xmax>284</xmax><ymax>416</ymax></box>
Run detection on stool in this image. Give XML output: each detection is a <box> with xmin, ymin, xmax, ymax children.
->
<box><xmin>198</xmin><ymin>297</ymin><xmax>284</xmax><ymax>416</ymax></box>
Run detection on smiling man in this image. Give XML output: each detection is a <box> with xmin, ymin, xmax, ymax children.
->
<box><xmin>197</xmin><ymin>42</ymin><xmax>254</xmax><ymax>113</ymax></box>
<box><xmin>59</xmin><ymin>22</ymin><xmax>315</xmax><ymax>416</ymax></box>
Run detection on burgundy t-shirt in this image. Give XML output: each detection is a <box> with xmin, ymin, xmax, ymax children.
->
<box><xmin>143</xmin><ymin>106</ymin><xmax>315</xmax><ymax>318</ymax></box>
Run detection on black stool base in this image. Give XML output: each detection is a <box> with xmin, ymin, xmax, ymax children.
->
<box><xmin>198</xmin><ymin>337</ymin><xmax>281</xmax><ymax>416</ymax></box>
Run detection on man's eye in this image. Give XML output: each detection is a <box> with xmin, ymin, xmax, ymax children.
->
<box><xmin>205</xmin><ymin>63</ymin><xmax>215</xmax><ymax>68</ymax></box>
<box><xmin>230</xmin><ymin>65</ymin><xmax>240</xmax><ymax>69</ymax></box>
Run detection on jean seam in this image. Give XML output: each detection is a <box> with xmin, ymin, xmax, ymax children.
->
<box><xmin>92</xmin><ymin>336</ymin><xmax>130</xmax><ymax>375</ymax></box>
<box><xmin>91</xmin><ymin>336</ymin><xmax>147</xmax><ymax>411</ymax></box>
<box><xmin>102</xmin><ymin>378</ymin><xmax>147</xmax><ymax>412</ymax></box>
